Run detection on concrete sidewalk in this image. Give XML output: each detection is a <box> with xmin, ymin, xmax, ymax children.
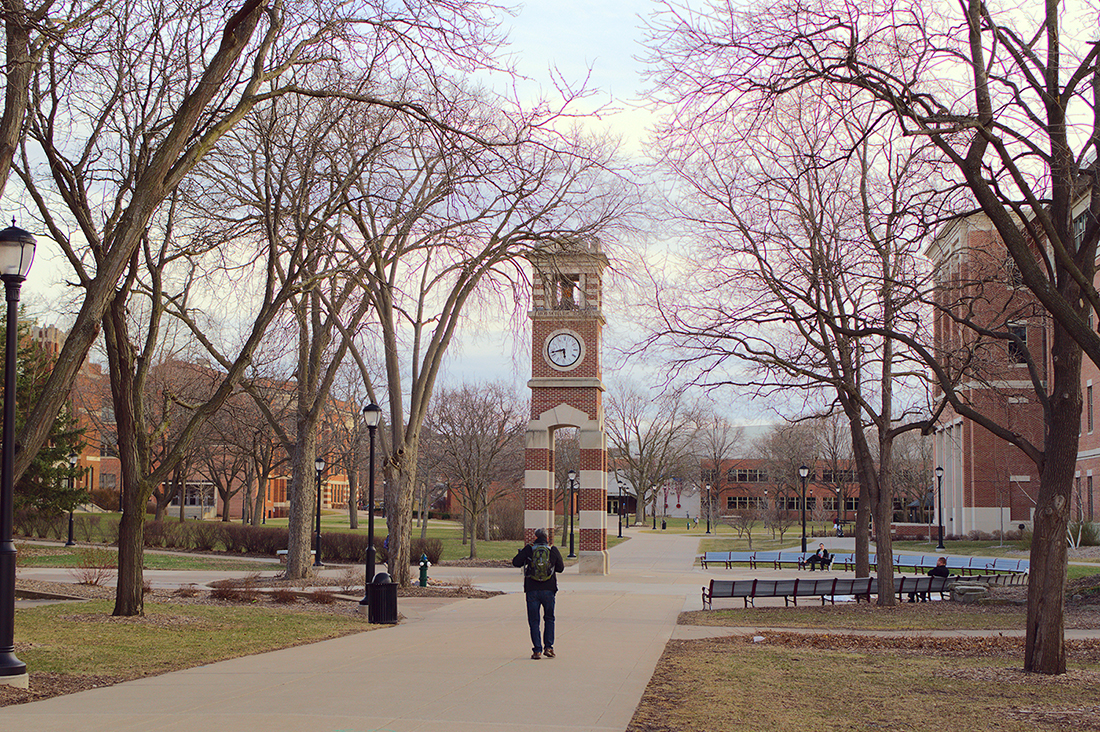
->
<box><xmin>2</xmin><ymin>529</ymin><xmax>701</xmax><ymax>732</ymax></box>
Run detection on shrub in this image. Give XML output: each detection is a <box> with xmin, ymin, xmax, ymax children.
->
<box><xmin>321</xmin><ymin>531</ymin><xmax>372</xmax><ymax>563</ymax></box>
<box><xmin>220</xmin><ymin>523</ymin><xmax>252</xmax><ymax>554</ymax></box>
<box><xmin>272</xmin><ymin>588</ymin><xmax>299</xmax><ymax>604</ymax></box>
<box><xmin>488</xmin><ymin>496</ymin><xmax>524</xmax><ymax>541</ymax></box>
<box><xmin>75</xmin><ymin>514</ymin><xmax>104</xmax><ymax>544</ymax></box>
<box><xmin>210</xmin><ymin>586</ymin><xmax>243</xmax><ymax>602</ymax></box>
<box><xmin>12</xmin><ymin>508</ymin><xmax>34</xmax><ymax>537</ymax></box>
<box><xmin>189</xmin><ymin>521</ymin><xmax>224</xmax><ymax>551</ymax></box>
<box><xmin>307</xmin><ymin>589</ymin><xmax>336</xmax><ymax>604</ymax></box>
<box><xmin>105</xmin><ymin>517</ymin><xmax>121</xmax><ymax>546</ymax></box>
<box><xmin>173</xmin><ymin>583</ymin><xmax>200</xmax><ymax>598</ymax></box>
<box><xmin>338</xmin><ymin>565</ymin><xmax>362</xmax><ymax>593</ymax></box>
<box><xmin>69</xmin><ymin>546</ymin><xmax>117</xmax><ymax>586</ymax></box>
<box><xmin>242</xmin><ymin>526</ymin><xmax>288</xmax><ymax>556</ymax></box>
<box><xmin>143</xmin><ymin>520</ymin><xmax>174</xmax><ymax>548</ymax></box>
<box><xmin>88</xmin><ymin>488</ymin><xmax>120</xmax><ymax>511</ymax></box>
<box><xmin>410</xmin><ymin>537</ymin><xmax>443</xmax><ymax>565</ymax></box>
<box><xmin>1018</xmin><ymin>527</ymin><xmax>1033</xmax><ymax>550</ymax></box>
<box><xmin>1069</xmin><ymin>520</ymin><xmax>1100</xmax><ymax>547</ymax></box>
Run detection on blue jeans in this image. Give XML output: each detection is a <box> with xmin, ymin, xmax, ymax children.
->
<box><xmin>525</xmin><ymin>589</ymin><xmax>556</xmax><ymax>653</ymax></box>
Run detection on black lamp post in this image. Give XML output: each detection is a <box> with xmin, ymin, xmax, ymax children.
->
<box><xmin>705</xmin><ymin>484</ymin><xmax>711</xmax><ymax>534</ymax></box>
<box><xmin>652</xmin><ymin>488</ymin><xmax>657</xmax><ymax>530</ymax></box>
<box><xmin>314</xmin><ymin>456</ymin><xmax>325</xmax><ymax>567</ymax></box>
<box><xmin>936</xmin><ymin>465</ymin><xmax>945</xmax><ymax>550</ymax></box>
<box><xmin>0</xmin><ymin>222</ymin><xmax>35</xmax><ymax>687</ymax></box>
<box><xmin>567</xmin><ymin>469</ymin><xmax>576</xmax><ymax>559</ymax></box>
<box><xmin>65</xmin><ymin>452</ymin><xmax>79</xmax><ymax>547</ymax></box>
<box><xmin>615</xmin><ymin>470</ymin><xmax>623</xmax><ymax>538</ymax></box>
<box><xmin>798</xmin><ymin>465</ymin><xmax>810</xmax><ymax>553</ymax></box>
<box><xmin>360</xmin><ymin>403</ymin><xmax>382</xmax><ymax>598</ymax></box>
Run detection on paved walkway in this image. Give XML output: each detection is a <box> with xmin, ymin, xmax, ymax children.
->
<box><xmin>3</xmin><ymin>528</ymin><xmax>703</xmax><ymax>732</ymax></box>
<box><xmin>5</xmin><ymin>530</ymin><xmax>1096</xmax><ymax>731</ymax></box>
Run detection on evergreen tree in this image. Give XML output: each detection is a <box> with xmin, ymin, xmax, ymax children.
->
<box><xmin>0</xmin><ymin>313</ymin><xmax>84</xmax><ymax>514</ymax></box>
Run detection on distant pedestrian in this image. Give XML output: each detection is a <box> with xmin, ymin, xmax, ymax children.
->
<box><xmin>512</xmin><ymin>528</ymin><xmax>565</xmax><ymax>660</ymax></box>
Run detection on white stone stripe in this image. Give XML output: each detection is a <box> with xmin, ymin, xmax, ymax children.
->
<box><xmin>579</xmin><ymin>510</ymin><xmax>606</xmax><ymax>530</ymax></box>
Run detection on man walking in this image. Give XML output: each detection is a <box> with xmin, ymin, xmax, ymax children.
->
<box><xmin>512</xmin><ymin>528</ymin><xmax>565</xmax><ymax>659</ymax></box>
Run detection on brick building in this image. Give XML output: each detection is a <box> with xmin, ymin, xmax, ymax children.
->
<box><xmin>927</xmin><ymin>206</ymin><xmax>1098</xmax><ymax>535</ymax></box>
<box><xmin>34</xmin><ymin>331</ymin><xmax>355</xmax><ymax>521</ymax></box>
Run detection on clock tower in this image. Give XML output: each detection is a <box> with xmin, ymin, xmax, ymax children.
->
<box><xmin>525</xmin><ymin>237</ymin><xmax>609</xmax><ymax>574</ymax></box>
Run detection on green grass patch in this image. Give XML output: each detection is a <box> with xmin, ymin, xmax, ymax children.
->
<box><xmin>14</xmin><ymin>600</ymin><xmax>371</xmax><ymax>678</ymax></box>
<box><xmin>16</xmin><ymin>544</ymin><xmax>277</xmax><ymax>572</ymax></box>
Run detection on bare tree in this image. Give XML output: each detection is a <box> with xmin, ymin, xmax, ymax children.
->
<box><xmin>338</xmin><ymin>106</ymin><xmax>631</xmax><ymax>584</ymax></box>
<box><xmin>694</xmin><ymin>411</ymin><xmax>744</xmax><ymax>526</ymax></box>
<box><xmin>605</xmin><ymin>384</ymin><xmax>698</xmax><ymax>526</ymax></box>
<box><xmin>642</xmin><ymin>0</ymin><xmax>1100</xmax><ymax>673</ymax></box>
<box><xmin>645</xmin><ymin>0</ymin><xmax>1099</xmax><ymax>671</ymax></box>
<box><xmin>424</xmin><ymin>382</ymin><xmax>526</xmax><ymax>558</ymax></box>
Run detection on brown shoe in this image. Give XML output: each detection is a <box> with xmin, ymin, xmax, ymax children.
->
<box><xmin>543</xmin><ymin>647</ymin><xmax>555</xmax><ymax>658</ymax></box>
<box><xmin>531</xmin><ymin>651</ymin><xmax>541</xmax><ymax>660</ymax></box>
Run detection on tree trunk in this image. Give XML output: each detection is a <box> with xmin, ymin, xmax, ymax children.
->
<box><xmin>1026</xmin><ymin>320</ymin><xmax>1080</xmax><ymax>674</ymax></box>
<box><xmin>347</xmin><ymin>470</ymin><xmax>359</xmax><ymax>530</ymax></box>
<box><xmin>284</xmin><ymin>440</ymin><xmax>318</xmax><ymax>580</ymax></box>
<box><xmin>385</xmin><ymin>466</ymin><xmax>416</xmax><ymax>585</ymax></box>
<box><xmin>113</xmin><ymin>490</ymin><xmax>146</xmax><ymax>616</ymax></box>
<box><xmin>252</xmin><ymin>474</ymin><xmax>267</xmax><ymax>526</ymax></box>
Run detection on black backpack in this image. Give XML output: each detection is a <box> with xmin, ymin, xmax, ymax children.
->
<box><xmin>527</xmin><ymin>544</ymin><xmax>555</xmax><ymax>582</ymax></box>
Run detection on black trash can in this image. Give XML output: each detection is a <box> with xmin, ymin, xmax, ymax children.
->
<box><xmin>367</xmin><ymin>572</ymin><xmax>398</xmax><ymax>624</ymax></box>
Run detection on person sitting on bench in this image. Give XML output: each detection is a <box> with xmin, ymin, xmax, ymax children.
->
<box><xmin>909</xmin><ymin>556</ymin><xmax>950</xmax><ymax>602</ymax></box>
<box><xmin>806</xmin><ymin>543</ymin><xmax>831</xmax><ymax>571</ymax></box>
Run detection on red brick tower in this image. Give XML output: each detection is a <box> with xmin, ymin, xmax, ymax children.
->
<box><xmin>525</xmin><ymin>238</ymin><xmax>609</xmax><ymax>574</ymax></box>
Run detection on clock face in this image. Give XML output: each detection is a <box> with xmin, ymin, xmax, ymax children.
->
<box><xmin>546</xmin><ymin>332</ymin><xmax>582</xmax><ymax>369</ymax></box>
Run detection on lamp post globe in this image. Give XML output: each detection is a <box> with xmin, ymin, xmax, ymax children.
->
<box><xmin>313</xmin><ymin>457</ymin><xmax>325</xmax><ymax>567</ymax></box>
<box><xmin>65</xmin><ymin>452</ymin><xmax>79</xmax><ymax>547</ymax></box>
<box><xmin>798</xmin><ymin>465</ymin><xmax>810</xmax><ymax>553</ymax></box>
<box><xmin>0</xmin><ymin>221</ymin><xmax>35</xmax><ymax>687</ymax></box>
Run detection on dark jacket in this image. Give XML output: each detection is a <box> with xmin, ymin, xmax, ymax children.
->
<box><xmin>928</xmin><ymin>564</ymin><xmax>950</xmax><ymax>578</ymax></box>
<box><xmin>512</xmin><ymin>541</ymin><xmax>565</xmax><ymax>592</ymax></box>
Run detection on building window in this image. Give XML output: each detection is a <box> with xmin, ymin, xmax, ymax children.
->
<box><xmin>845</xmin><ymin>497</ymin><xmax>859</xmax><ymax>511</ymax></box>
<box><xmin>1008</xmin><ymin>323</ymin><xmax>1028</xmax><ymax>364</ymax></box>
<box><xmin>727</xmin><ymin>467</ymin><xmax>768</xmax><ymax>482</ymax></box>
<box><xmin>727</xmin><ymin>496</ymin><xmax>749</xmax><ymax>510</ymax></box>
<box><xmin>1089</xmin><ymin>384</ymin><xmax>1094</xmax><ymax>433</ymax></box>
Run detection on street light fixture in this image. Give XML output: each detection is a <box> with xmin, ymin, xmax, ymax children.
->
<box><xmin>567</xmin><ymin>469</ymin><xmax>577</xmax><ymax>559</ymax></box>
<box><xmin>935</xmin><ymin>466</ymin><xmax>945</xmax><ymax>550</ymax></box>
<box><xmin>360</xmin><ymin>403</ymin><xmax>382</xmax><ymax>599</ymax></box>
<box><xmin>65</xmin><ymin>452</ymin><xmax>79</xmax><ymax>547</ymax></box>
<box><xmin>0</xmin><ymin>221</ymin><xmax>35</xmax><ymax>688</ymax></box>
<box><xmin>798</xmin><ymin>465</ymin><xmax>810</xmax><ymax>553</ymax></box>
<box><xmin>314</xmin><ymin>456</ymin><xmax>325</xmax><ymax>567</ymax></box>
